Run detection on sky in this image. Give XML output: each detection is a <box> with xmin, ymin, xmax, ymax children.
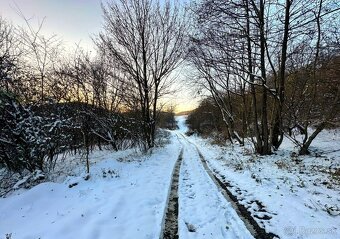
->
<box><xmin>0</xmin><ymin>0</ymin><xmax>102</xmax><ymax>50</ymax></box>
<box><xmin>0</xmin><ymin>0</ymin><xmax>198</xmax><ymax>113</ymax></box>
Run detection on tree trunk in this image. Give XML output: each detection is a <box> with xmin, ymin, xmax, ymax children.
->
<box><xmin>246</xmin><ymin>0</ymin><xmax>262</xmax><ymax>152</ymax></box>
<box><xmin>299</xmin><ymin>122</ymin><xmax>326</xmax><ymax>155</ymax></box>
<box><xmin>271</xmin><ymin>0</ymin><xmax>291</xmax><ymax>150</ymax></box>
<box><xmin>259</xmin><ymin>0</ymin><xmax>270</xmax><ymax>155</ymax></box>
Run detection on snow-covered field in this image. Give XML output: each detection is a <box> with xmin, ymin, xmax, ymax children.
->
<box><xmin>1</xmin><ymin>116</ymin><xmax>339</xmax><ymax>239</ymax></box>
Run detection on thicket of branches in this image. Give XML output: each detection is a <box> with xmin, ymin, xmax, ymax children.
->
<box><xmin>0</xmin><ymin>0</ymin><xmax>186</xmax><ymax>175</ymax></box>
<box><xmin>97</xmin><ymin>0</ymin><xmax>186</xmax><ymax>149</ymax></box>
<box><xmin>188</xmin><ymin>0</ymin><xmax>340</xmax><ymax>155</ymax></box>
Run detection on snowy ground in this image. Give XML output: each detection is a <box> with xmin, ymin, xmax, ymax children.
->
<box><xmin>0</xmin><ymin>135</ymin><xmax>181</xmax><ymax>239</ymax></box>
<box><xmin>1</xmin><ymin>116</ymin><xmax>339</xmax><ymax>239</ymax></box>
<box><xmin>185</xmin><ymin>119</ymin><xmax>340</xmax><ymax>239</ymax></box>
<box><xmin>174</xmin><ymin>130</ymin><xmax>253</xmax><ymax>238</ymax></box>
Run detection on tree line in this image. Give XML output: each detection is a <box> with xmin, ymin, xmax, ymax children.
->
<box><xmin>187</xmin><ymin>0</ymin><xmax>340</xmax><ymax>155</ymax></box>
<box><xmin>1</xmin><ymin>0</ymin><xmax>339</xmax><ymax>177</ymax></box>
<box><xmin>0</xmin><ymin>0</ymin><xmax>186</xmax><ymax>174</ymax></box>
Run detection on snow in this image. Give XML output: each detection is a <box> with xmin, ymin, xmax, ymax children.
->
<box><xmin>189</xmin><ymin>128</ymin><xmax>340</xmax><ymax>239</ymax></box>
<box><xmin>176</xmin><ymin>115</ymin><xmax>189</xmax><ymax>133</ymax></box>
<box><xmin>173</xmin><ymin>116</ymin><xmax>253</xmax><ymax>238</ymax></box>
<box><xmin>1</xmin><ymin>115</ymin><xmax>339</xmax><ymax>239</ymax></box>
<box><xmin>177</xmin><ymin>133</ymin><xmax>253</xmax><ymax>239</ymax></box>
<box><xmin>0</xmin><ymin>135</ymin><xmax>181</xmax><ymax>239</ymax></box>
<box><xmin>12</xmin><ymin>175</ymin><xmax>31</xmax><ymax>190</ymax></box>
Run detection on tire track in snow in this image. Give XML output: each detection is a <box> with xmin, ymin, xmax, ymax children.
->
<box><xmin>160</xmin><ymin>147</ymin><xmax>184</xmax><ymax>239</ymax></box>
<box><xmin>180</xmin><ymin>133</ymin><xmax>278</xmax><ymax>239</ymax></box>
<box><xmin>177</xmin><ymin>133</ymin><xmax>253</xmax><ymax>239</ymax></box>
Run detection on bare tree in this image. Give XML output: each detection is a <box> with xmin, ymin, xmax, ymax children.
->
<box><xmin>0</xmin><ymin>17</ymin><xmax>21</xmax><ymax>93</ymax></box>
<box><xmin>97</xmin><ymin>0</ymin><xmax>187</xmax><ymax>149</ymax></box>
<box><xmin>188</xmin><ymin>38</ymin><xmax>244</xmax><ymax>144</ymax></box>
<box><xmin>15</xmin><ymin>10</ymin><xmax>62</xmax><ymax>103</ymax></box>
<box><xmin>189</xmin><ymin>0</ymin><xmax>340</xmax><ymax>155</ymax></box>
<box><xmin>283</xmin><ymin>0</ymin><xmax>340</xmax><ymax>154</ymax></box>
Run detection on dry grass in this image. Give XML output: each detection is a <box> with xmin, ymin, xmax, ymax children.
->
<box><xmin>275</xmin><ymin>160</ymin><xmax>291</xmax><ymax>170</ymax></box>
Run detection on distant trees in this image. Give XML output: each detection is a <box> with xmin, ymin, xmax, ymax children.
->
<box><xmin>18</xmin><ymin>16</ymin><xmax>62</xmax><ymax>103</ymax></box>
<box><xmin>188</xmin><ymin>0</ymin><xmax>340</xmax><ymax>155</ymax></box>
<box><xmin>186</xmin><ymin>98</ymin><xmax>225</xmax><ymax>135</ymax></box>
<box><xmin>157</xmin><ymin>107</ymin><xmax>177</xmax><ymax>130</ymax></box>
<box><xmin>97</xmin><ymin>0</ymin><xmax>187</xmax><ymax>149</ymax></box>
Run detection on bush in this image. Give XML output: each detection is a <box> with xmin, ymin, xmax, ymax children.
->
<box><xmin>0</xmin><ymin>94</ymin><xmax>146</xmax><ymax>174</ymax></box>
<box><xmin>0</xmin><ymin>92</ymin><xmax>73</xmax><ymax>172</ymax></box>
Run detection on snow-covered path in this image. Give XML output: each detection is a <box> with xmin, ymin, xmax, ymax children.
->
<box><xmin>173</xmin><ymin>116</ymin><xmax>253</xmax><ymax>239</ymax></box>
<box><xmin>177</xmin><ymin>134</ymin><xmax>253</xmax><ymax>239</ymax></box>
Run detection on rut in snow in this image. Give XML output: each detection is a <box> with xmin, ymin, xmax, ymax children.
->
<box><xmin>191</xmin><ymin>140</ymin><xmax>279</xmax><ymax>239</ymax></box>
<box><xmin>160</xmin><ymin>148</ymin><xmax>183</xmax><ymax>239</ymax></box>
